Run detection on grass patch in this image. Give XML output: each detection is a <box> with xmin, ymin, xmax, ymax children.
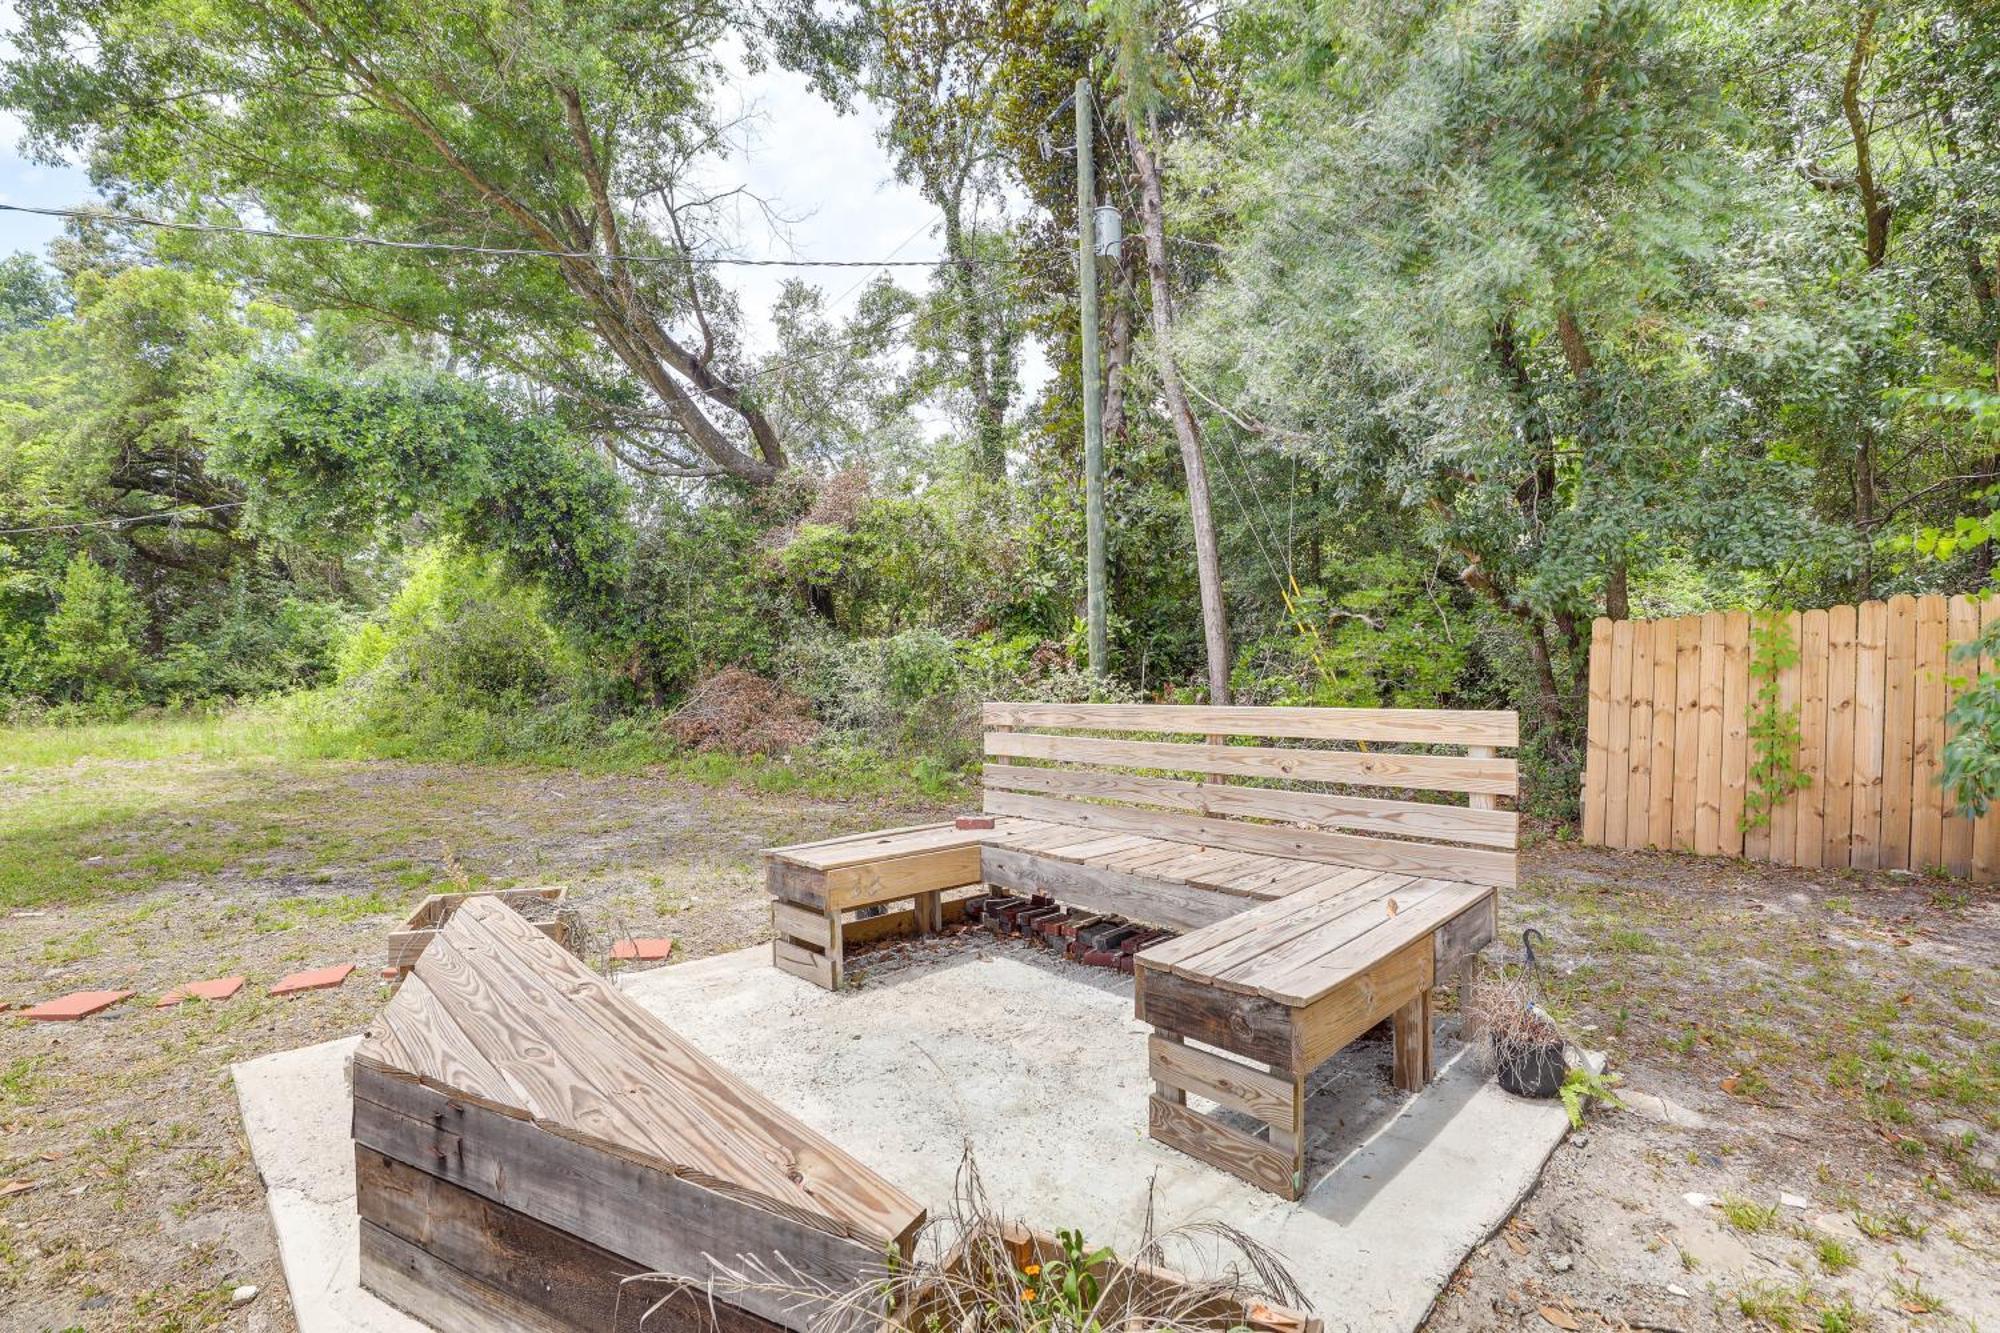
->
<box><xmin>1813</xmin><ymin>1235</ymin><xmax>1856</xmax><ymax>1274</ymax></box>
<box><xmin>1721</xmin><ymin>1195</ymin><xmax>1781</xmax><ymax>1233</ymax></box>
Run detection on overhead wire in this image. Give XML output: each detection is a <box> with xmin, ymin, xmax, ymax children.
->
<box><xmin>0</xmin><ymin>201</ymin><xmax>1023</xmax><ymax>269</ymax></box>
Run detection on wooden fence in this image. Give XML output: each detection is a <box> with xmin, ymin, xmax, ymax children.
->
<box><xmin>1579</xmin><ymin>595</ymin><xmax>2000</xmax><ymax>878</ymax></box>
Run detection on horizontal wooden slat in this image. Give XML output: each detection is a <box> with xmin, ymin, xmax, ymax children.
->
<box><xmin>1295</xmin><ymin>935</ymin><xmax>1435</xmax><ymax>1068</ymax></box>
<box><xmin>985</xmin><ymin>731</ymin><xmax>1515</xmax><ymax>797</ymax></box>
<box><xmin>984</xmin><ymin>702</ymin><xmax>1517</xmax><ymax>748</ymax></box>
<box><xmin>982</xmin><ymin>790</ymin><xmax>1516</xmax><ymax>887</ymax></box>
<box><xmin>772</xmin><ymin>901</ymin><xmax>830</xmax><ymax>950</ymax></box>
<box><xmin>353</xmin><ymin>1067</ymin><xmax>892</xmax><ymax>1330</ymax></box>
<box><xmin>979</xmin><ymin>848</ymin><xmax>1248</xmax><ymax>933</ymax></box>
<box><xmin>983</xmin><ymin>764</ymin><xmax>1517</xmax><ymax>847</ymax></box>
<box><xmin>772</xmin><ymin>938</ymin><xmax>834</xmax><ymax>989</ymax></box>
<box><xmin>1135</xmin><ymin>966</ymin><xmax>1296</xmax><ymax>1068</ymax></box>
<box><xmin>1148</xmin><ymin>1037</ymin><xmax>1294</xmax><ymax>1125</ymax></box>
<box><xmin>1147</xmin><ymin>1095</ymin><xmax>1300</xmax><ymax>1199</ymax></box>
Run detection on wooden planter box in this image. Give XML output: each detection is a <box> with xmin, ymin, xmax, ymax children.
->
<box><xmin>908</xmin><ymin>1222</ymin><xmax>1321</xmax><ymax>1333</ymax></box>
<box><xmin>385</xmin><ymin>887</ymin><xmax>568</xmax><ymax>976</ymax></box>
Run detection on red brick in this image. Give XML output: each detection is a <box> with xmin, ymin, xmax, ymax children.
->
<box><xmin>953</xmin><ymin>816</ymin><xmax>996</xmax><ymax>830</ymax></box>
<box><xmin>611</xmin><ymin>937</ymin><xmax>674</xmax><ymax>962</ymax></box>
<box><xmin>24</xmin><ymin>989</ymin><xmax>133</xmax><ymax>1022</ymax></box>
<box><xmin>155</xmin><ymin>976</ymin><xmax>246</xmax><ymax>1008</ymax></box>
<box><xmin>268</xmin><ymin>964</ymin><xmax>355</xmax><ymax>997</ymax></box>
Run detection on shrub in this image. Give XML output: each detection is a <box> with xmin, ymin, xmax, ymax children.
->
<box><xmin>39</xmin><ymin>554</ymin><xmax>146</xmax><ymax>705</ymax></box>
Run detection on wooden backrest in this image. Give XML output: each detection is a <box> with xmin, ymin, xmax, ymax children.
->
<box><xmin>979</xmin><ymin>703</ymin><xmax>1519</xmax><ymax>888</ymax></box>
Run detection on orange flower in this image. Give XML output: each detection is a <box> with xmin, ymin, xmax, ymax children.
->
<box><xmin>1023</xmin><ymin>1264</ymin><xmax>1042</xmax><ymax>1277</ymax></box>
<box><xmin>1021</xmin><ymin>1289</ymin><xmax>1037</xmax><ymax>1302</ymax></box>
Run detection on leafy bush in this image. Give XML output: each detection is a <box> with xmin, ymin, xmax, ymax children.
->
<box><xmin>38</xmin><ymin>554</ymin><xmax>147</xmax><ymax>706</ymax></box>
<box><xmin>313</xmin><ymin>547</ymin><xmax>607</xmax><ymax>758</ymax></box>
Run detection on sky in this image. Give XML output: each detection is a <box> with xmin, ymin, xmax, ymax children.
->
<box><xmin>0</xmin><ymin>34</ymin><xmax>945</xmax><ymax>357</ymax></box>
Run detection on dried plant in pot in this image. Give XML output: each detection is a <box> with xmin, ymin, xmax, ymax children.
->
<box><xmin>1465</xmin><ymin>970</ymin><xmax>1567</xmax><ymax>1099</ymax></box>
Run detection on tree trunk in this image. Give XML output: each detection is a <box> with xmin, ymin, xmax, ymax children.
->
<box><xmin>1103</xmin><ymin>257</ymin><xmax>1135</xmax><ymax>449</ymax></box>
<box><xmin>1128</xmin><ymin>105</ymin><xmax>1231</xmax><ymax>704</ymax></box>
<box><xmin>941</xmin><ymin>182</ymin><xmax>1007</xmax><ymax>480</ymax></box>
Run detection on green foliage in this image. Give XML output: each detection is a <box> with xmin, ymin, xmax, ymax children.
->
<box><xmin>38</xmin><ymin>553</ymin><xmax>146</xmax><ymax>706</ymax></box>
<box><xmin>310</xmin><ymin>547</ymin><xmax>607</xmax><ymax>760</ymax></box>
<box><xmin>1744</xmin><ymin>613</ymin><xmax>1812</xmax><ymax>832</ymax></box>
<box><xmin>209</xmin><ymin>361</ymin><xmax>630</xmax><ymax>628</ymax></box>
<box><xmin>1557</xmin><ymin>1067</ymin><xmax>1625</xmax><ymax>1131</ymax></box>
<box><xmin>1017</xmin><ymin>1228</ymin><xmax>1117</xmax><ymax>1329</ymax></box>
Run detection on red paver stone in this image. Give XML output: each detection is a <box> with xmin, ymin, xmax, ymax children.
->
<box><xmin>155</xmin><ymin>976</ymin><xmax>246</xmax><ymax>1008</ymax></box>
<box><xmin>23</xmin><ymin>989</ymin><xmax>133</xmax><ymax>1022</ymax></box>
<box><xmin>268</xmin><ymin>963</ymin><xmax>355</xmax><ymax>997</ymax></box>
<box><xmin>611</xmin><ymin>937</ymin><xmax>674</xmax><ymax>961</ymax></box>
<box><xmin>954</xmin><ymin>816</ymin><xmax>996</xmax><ymax>830</ymax></box>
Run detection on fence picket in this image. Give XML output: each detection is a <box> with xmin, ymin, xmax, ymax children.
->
<box><xmin>1580</xmin><ymin>597</ymin><xmax>1995</xmax><ymax>881</ymax></box>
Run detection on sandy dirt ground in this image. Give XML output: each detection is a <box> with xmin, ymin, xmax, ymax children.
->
<box><xmin>0</xmin><ymin>753</ymin><xmax>1994</xmax><ymax>1331</ymax></box>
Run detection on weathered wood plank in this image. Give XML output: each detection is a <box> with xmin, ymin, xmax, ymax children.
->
<box><xmin>1135</xmin><ymin>967</ymin><xmax>1295</xmax><ymax>1069</ymax></box>
<box><xmin>981</xmin><ymin>764</ymin><xmax>1518</xmax><ymax>847</ymax></box>
<box><xmin>352</xmin><ymin>1066</ymin><xmax>899</xmax><ymax>1329</ymax></box>
<box><xmin>356</xmin><ymin>1147</ymin><xmax>787</xmax><ymax>1333</ymax></box>
<box><xmin>1294</xmin><ymin>935</ymin><xmax>1434</xmax><ymax>1070</ymax></box>
<box><xmin>983</xmin><ymin>731</ymin><xmax>1517</xmax><ymax>797</ymax></box>
<box><xmin>983</xmin><ymin>702</ymin><xmax>1518</xmax><ymax>747</ymax></box>
<box><xmin>1624</xmin><ymin>618</ymin><xmax>1654</xmax><ymax>850</ymax></box>
<box><xmin>1146</xmin><ymin>1037</ymin><xmax>1295</xmax><ymax>1125</ymax></box>
<box><xmin>408</xmin><ymin>897</ymin><xmax>924</xmax><ymax>1248</ymax></box>
<box><xmin>1671</xmin><ymin>616</ymin><xmax>1702</xmax><ymax>852</ymax></box>
<box><xmin>772</xmin><ymin>901</ymin><xmax>831</xmax><ymax>950</ymax></box>
<box><xmin>1648</xmin><ymin>620</ymin><xmax>1678</xmax><ymax>850</ymax></box>
<box><xmin>978</xmin><ymin>847</ymin><xmax>1246</xmax><ymax>933</ymax></box>
<box><xmin>773</xmin><ymin>938</ymin><xmax>835</xmax><ymax>990</ymax></box>
<box><xmin>1146</xmin><ymin>1095</ymin><xmax>1300</xmax><ymax>1200</ymax></box>
<box><xmin>980</xmin><ymin>790</ymin><xmax>1517</xmax><ymax>887</ymax></box>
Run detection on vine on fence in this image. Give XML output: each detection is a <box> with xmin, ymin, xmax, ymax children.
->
<box><xmin>1743</xmin><ymin>611</ymin><xmax>1812</xmax><ymax>832</ymax></box>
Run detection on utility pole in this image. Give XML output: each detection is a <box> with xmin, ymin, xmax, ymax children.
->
<box><xmin>1076</xmin><ymin>76</ymin><xmax>1108</xmax><ymax>678</ymax></box>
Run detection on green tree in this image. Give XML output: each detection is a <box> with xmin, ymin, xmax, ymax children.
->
<box><xmin>2</xmin><ymin>0</ymin><xmax>854</xmax><ymax>484</ymax></box>
<box><xmin>40</xmin><ymin>553</ymin><xmax>147</xmax><ymax>700</ymax></box>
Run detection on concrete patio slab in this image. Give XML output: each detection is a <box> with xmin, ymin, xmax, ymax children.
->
<box><xmin>234</xmin><ymin>941</ymin><xmax>1569</xmax><ymax>1333</ymax></box>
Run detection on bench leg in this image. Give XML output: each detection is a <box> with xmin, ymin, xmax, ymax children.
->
<box><xmin>914</xmin><ymin>890</ymin><xmax>943</xmax><ymax>935</ymax></box>
<box><xmin>1146</xmin><ymin>1033</ymin><xmax>1305</xmax><ymax>1200</ymax></box>
<box><xmin>770</xmin><ymin>898</ymin><xmax>842</xmax><ymax>991</ymax></box>
<box><xmin>1391</xmin><ymin>989</ymin><xmax>1435</xmax><ymax>1092</ymax></box>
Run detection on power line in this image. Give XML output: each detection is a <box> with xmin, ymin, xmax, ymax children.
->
<box><xmin>0</xmin><ymin>202</ymin><xmax>1023</xmax><ymax>270</ymax></box>
<box><xmin>0</xmin><ymin>500</ymin><xmax>247</xmax><ymax>538</ymax></box>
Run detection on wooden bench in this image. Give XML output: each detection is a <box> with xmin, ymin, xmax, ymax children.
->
<box><xmin>763</xmin><ymin>702</ymin><xmax>1515</xmax><ymax>1199</ymax></box>
<box><xmin>353</xmin><ymin>895</ymin><xmax>923</xmax><ymax>1331</ymax></box>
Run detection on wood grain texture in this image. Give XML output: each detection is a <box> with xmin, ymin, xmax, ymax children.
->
<box><xmin>1146</xmin><ymin>1095</ymin><xmax>1299</xmax><ymax>1200</ymax></box>
<box><xmin>979</xmin><ymin>847</ymin><xmax>1250</xmax><ymax>933</ymax></box>
<box><xmin>383</xmin><ymin>895</ymin><xmax>923</xmax><ymax>1249</ymax></box>
<box><xmin>982</xmin><ymin>702</ymin><xmax>1517</xmax><ymax>747</ymax></box>
<box><xmin>356</xmin><ymin>1147</ymin><xmax>786</xmax><ymax>1333</ymax></box>
<box><xmin>980</xmin><ymin>790</ymin><xmax>1517</xmax><ymax>887</ymax></box>
<box><xmin>1910</xmin><ymin>595</ymin><xmax>1949</xmax><ymax>872</ymax></box>
<box><xmin>1671</xmin><ymin>617</ymin><xmax>1702</xmax><ymax>852</ymax></box>
<box><xmin>1851</xmin><ymin>600</ymin><xmax>1888</xmax><ymax>870</ymax></box>
<box><xmin>352</xmin><ymin>1070</ymin><xmax>892</xmax><ymax>1330</ymax></box>
<box><xmin>1604</xmin><ymin>619</ymin><xmax>1635</xmax><ymax>850</ymax></box>
<box><xmin>1720</xmin><ymin>612</ymin><xmax>1751</xmax><ymax>856</ymax></box>
<box><xmin>1795</xmin><ymin>609</ymin><xmax>1829</xmax><ymax>869</ymax></box>
<box><xmin>1648</xmin><ymin>621</ymin><xmax>1679</xmax><ymax>850</ymax></box>
<box><xmin>983</xmin><ymin>730</ymin><xmax>1517</xmax><ymax>797</ymax></box>
<box><xmin>1694</xmin><ymin>613</ymin><xmax>1725</xmax><ymax>855</ymax></box>
<box><xmin>1582</xmin><ymin>618</ymin><xmax>1612</xmax><ymax>845</ymax></box>
<box><xmin>1823</xmin><ymin>603</ymin><xmax>1858</xmax><ymax>867</ymax></box>
<box><xmin>1147</xmin><ymin>1037</ymin><xmax>1295</xmax><ymax>1125</ymax></box>
<box><xmin>1133</xmin><ymin>967</ymin><xmax>1295</xmax><ymax>1068</ymax></box>
<box><xmin>981</xmin><ymin>763</ymin><xmax>1518</xmax><ymax>847</ymax></box>
<box><xmin>1624</xmin><ymin>618</ymin><xmax>1655</xmax><ymax>851</ymax></box>
<box><xmin>1977</xmin><ymin>596</ymin><xmax>2000</xmax><ymax>880</ymax></box>
<box><xmin>1880</xmin><ymin>594</ymin><xmax>1919</xmax><ymax>868</ymax></box>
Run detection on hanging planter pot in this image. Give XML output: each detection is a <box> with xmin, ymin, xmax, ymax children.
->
<box><xmin>1496</xmin><ymin>1039</ymin><xmax>1568</xmax><ymax>1099</ymax></box>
